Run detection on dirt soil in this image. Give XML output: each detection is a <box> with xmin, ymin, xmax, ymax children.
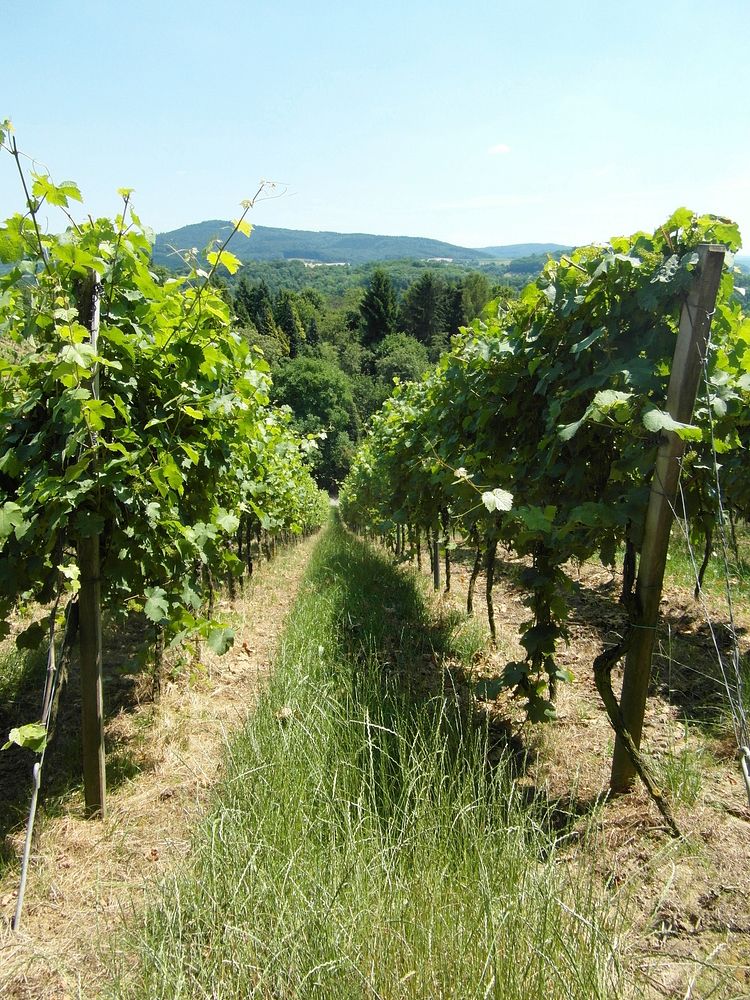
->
<box><xmin>0</xmin><ymin>532</ymin><xmax>320</xmax><ymax>1000</ymax></box>
<box><xmin>432</xmin><ymin>545</ymin><xmax>750</xmax><ymax>1000</ymax></box>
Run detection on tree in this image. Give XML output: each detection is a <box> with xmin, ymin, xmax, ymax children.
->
<box><xmin>235</xmin><ymin>277</ymin><xmax>268</xmax><ymax>327</ymax></box>
<box><xmin>441</xmin><ymin>283</ymin><xmax>466</xmax><ymax>338</ymax></box>
<box><xmin>272</xmin><ymin>357</ymin><xmax>361</xmax><ymax>489</ymax></box>
<box><xmin>275</xmin><ymin>290</ymin><xmax>305</xmax><ymax>358</ymax></box>
<box><xmin>400</xmin><ymin>271</ymin><xmax>445</xmax><ymax>345</ymax></box>
<box><xmin>305</xmin><ymin>314</ymin><xmax>320</xmax><ymax>348</ymax></box>
<box><xmin>294</xmin><ymin>287</ymin><xmax>324</xmax><ymax>335</ymax></box>
<box><xmin>360</xmin><ymin>268</ymin><xmax>398</xmax><ymax>347</ymax></box>
<box><xmin>462</xmin><ymin>272</ymin><xmax>492</xmax><ymax>321</ymax></box>
<box><xmin>374</xmin><ymin>333</ymin><xmax>429</xmax><ymax>385</ymax></box>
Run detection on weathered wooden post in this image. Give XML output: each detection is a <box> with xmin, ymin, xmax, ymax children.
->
<box><xmin>610</xmin><ymin>244</ymin><xmax>725</xmax><ymax>793</ymax></box>
<box><xmin>432</xmin><ymin>524</ymin><xmax>440</xmax><ymax>591</ymax></box>
<box><xmin>77</xmin><ymin>270</ymin><xmax>106</xmax><ymax>818</ymax></box>
<box><xmin>441</xmin><ymin>510</ymin><xmax>451</xmax><ymax>593</ymax></box>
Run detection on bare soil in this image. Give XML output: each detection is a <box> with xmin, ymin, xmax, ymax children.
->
<box><xmin>0</xmin><ymin>533</ymin><xmax>320</xmax><ymax>1000</ymax></box>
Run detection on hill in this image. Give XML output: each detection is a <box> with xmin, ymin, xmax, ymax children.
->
<box><xmin>152</xmin><ymin>221</ymin><xmax>570</xmax><ymax>270</ymax></box>
<box><xmin>478</xmin><ymin>242</ymin><xmax>570</xmax><ymax>258</ymax></box>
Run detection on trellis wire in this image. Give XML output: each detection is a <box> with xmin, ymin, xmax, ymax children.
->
<box><xmin>672</xmin><ymin>481</ymin><xmax>748</xmax><ymax>744</ymax></box>
<box><xmin>663</xmin><ymin>304</ymin><xmax>750</xmax><ymax>805</ymax></box>
<box><xmin>12</xmin><ymin>589</ymin><xmax>70</xmax><ymax>932</ymax></box>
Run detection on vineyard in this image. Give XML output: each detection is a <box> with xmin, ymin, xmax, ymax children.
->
<box><xmin>1</xmin><ymin>121</ymin><xmax>750</xmax><ymax>999</ymax></box>
<box><xmin>0</xmin><ymin>121</ymin><xmax>328</xmax><ymax>824</ymax></box>
<box><xmin>340</xmin><ymin>212</ymin><xmax>750</xmax><ymax>796</ymax></box>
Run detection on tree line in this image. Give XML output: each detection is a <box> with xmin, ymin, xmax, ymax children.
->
<box><xmin>229</xmin><ymin>266</ymin><xmax>517</xmax><ymax>489</ymax></box>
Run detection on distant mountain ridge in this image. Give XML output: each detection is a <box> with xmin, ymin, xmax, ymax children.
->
<box><xmin>152</xmin><ymin>220</ymin><xmax>569</xmax><ymax>269</ymax></box>
<box><xmin>477</xmin><ymin>243</ymin><xmax>571</xmax><ymax>258</ymax></box>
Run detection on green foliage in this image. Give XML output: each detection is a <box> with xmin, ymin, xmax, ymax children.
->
<box><xmin>462</xmin><ymin>270</ymin><xmax>493</xmax><ymax>319</ymax></box>
<box><xmin>0</xmin><ymin>132</ymin><xmax>328</xmax><ymax>667</ymax></box>
<box><xmin>373</xmin><ymin>332</ymin><xmax>429</xmax><ymax>385</ymax></box>
<box><xmin>3</xmin><ymin>722</ymin><xmax>47</xmax><ymax>753</ymax></box>
<box><xmin>359</xmin><ymin>267</ymin><xmax>398</xmax><ymax>346</ymax></box>
<box><xmin>273</xmin><ymin>289</ymin><xmax>305</xmax><ymax>357</ymax></box>
<box><xmin>272</xmin><ymin>356</ymin><xmax>360</xmax><ymax>490</ymax></box>
<box><xmin>400</xmin><ymin>270</ymin><xmax>446</xmax><ymax>344</ymax></box>
<box><xmin>341</xmin><ymin>210</ymin><xmax>748</xmax><ymax>720</ymax></box>
<box><xmin>441</xmin><ymin>281</ymin><xmax>467</xmax><ymax>336</ymax></box>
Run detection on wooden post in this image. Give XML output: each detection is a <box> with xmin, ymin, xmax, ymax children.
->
<box><xmin>78</xmin><ymin>271</ymin><xmax>106</xmax><ymax>817</ymax></box>
<box><xmin>78</xmin><ymin>533</ymin><xmax>106</xmax><ymax>816</ymax></box>
<box><xmin>610</xmin><ymin>245</ymin><xmax>725</xmax><ymax>792</ymax></box>
<box><xmin>432</xmin><ymin>525</ymin><xmax>440</xmax><ymax>591</ymax></box>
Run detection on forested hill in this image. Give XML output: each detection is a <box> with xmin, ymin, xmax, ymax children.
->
<box><xmin>152</xmin><ymin>220</ymin><xmax>569</xmax><ymax>269</ymax></box>
<box><xmin>478</xmin><ymin>242</ymin><xmax>572</xmax><ymax>258</ymax></box>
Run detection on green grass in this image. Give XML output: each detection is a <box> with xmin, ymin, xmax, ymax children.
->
<box><xmin>112</xmin><ymin>518</ymin><xmax>628</xmax><ymax>1000</ymax></box>
<box><xmin>665</xmin><ymin>518</ymin><xmax>750</xmax><ymax>601</ymax></box>
<box><xmin>653</xmin><ymin>723</ymin><xmax>706</xmax><ymax>807</ymax></box>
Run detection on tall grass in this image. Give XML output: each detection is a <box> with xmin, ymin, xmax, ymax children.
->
<box><xmin>113</xmin><ymin>520</ymin><xmax>626</xmax><ymax>999</ymax></box>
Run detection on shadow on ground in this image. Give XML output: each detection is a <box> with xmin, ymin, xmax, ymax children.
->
<box><xmin>318</xmin><ymin>526</ymin><xmax>607</xmax><ymax>846</ymax></box>
<box><xmin>0</xmin><ymin>612</ymin><xmax>156</xmax><ymax>855</ymax></box>
<box><xmin>449</xmin><ymin>541</ymin><xmax>745</xmax><ymax>745</ymax></box>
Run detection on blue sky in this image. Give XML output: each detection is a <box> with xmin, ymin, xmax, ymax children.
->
<box><xmin>2</xmin><ymin>0</ymin><xmax>748</xmax><ymax>248</ymax></box>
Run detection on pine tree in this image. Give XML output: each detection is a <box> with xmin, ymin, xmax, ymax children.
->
<box><xmin>306</xmin><ymin>314</ymin><xmax>320</xmax><ymax>348</ymax></box>
<box><xmin>360</xmin><ymin>268</ymin><xmax>398</xmax><ymax>347</ymax></box>
<box><xmin>400</xmin><ymin>271</ymin><xmax>445</xmax><ymax>344</ymax></box>
<box><xmin>275</xmin><ymin>290</ymin><xmax>305</xmax><ymax>358</ymax></box>
<box><xmin>442</xmin><ymin>283</ymin><xmax>467</xmax><ymax>337</ymax></box>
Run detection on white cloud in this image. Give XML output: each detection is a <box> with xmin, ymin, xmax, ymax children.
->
<box><xmin>488</xmin><ymin>143</ymin><xmax>511</xmax><ymax>155</ymax></box>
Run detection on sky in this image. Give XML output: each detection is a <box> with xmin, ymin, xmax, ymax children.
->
<box><xmin>1</xmin><ymin>0</ymin><xmax>749</xmax><ymax>250</ymax></box>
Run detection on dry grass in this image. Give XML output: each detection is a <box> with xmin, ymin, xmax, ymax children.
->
<box><xmin>0</xmin><ymin>532</ymin><xmax>320</xmax><ymax>1000</ymax></box>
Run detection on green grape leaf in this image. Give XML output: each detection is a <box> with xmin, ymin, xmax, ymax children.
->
<box><xmin>570</xmin><ymin>327</ymin><xmax>606</xmax><ymax>355</ymax></box>
<box><xmin>233</xmin><ymin>218</ymin><xmax>252</xmax><ymax>238</ymax></box>
<box><xmin>58</xmin><ymin>562</ymin><xmax>81</xmax><ymax>594</ymax></box>
<box><xmin>0</xmin><ymin>502</ymin><xmax>27</xmax><ymax>541</ymax></box>
<box><xmin>481</xmin><ymin>488</ymin><xmax>513</xmax><ymax>513</ymax></box>
<box><xmin>0</xmin><ymin>223</ymin><xmax>26</xmax><ymax>262</ymax></box>
<box><xmin>16</xmin><ymin>620</ymin><xmax>47</xmax><ymax>650</ymax></box>
<box><xmin>31</xmin><ymin>174</ymin><xmax>82</xmax><ymax>207</ymax></box>
<box><xmin>642</xmin><ymin>408</ymin><xmax>702</xmax><ymax>440</ymax></box>
<box><xmin>74</xmin><ymin>511</ymin><xmax>105</xmax><ymax>538</ymax></box>
<box><xmin>514</xmin><ymin>506</ymin><xmax>555</xmax><ymax>533</ymax></box>
<box><xmin>180</xmin><ymin>581</ymin><xmax>201</xmax><ymax>610</ymax></box>
<box><xmin>526</xmin><ymin>698</ymin><xmax>557</xmax><ymax>723</ymax></box>
<box><xmin>215</xmin><ymin>510</ymin><xmax>240</xmax><ymax>534</ymax></box>
<box><xmin>207</xmin><ymin>626</ymin><xmax>234</xmax><ymax>655</ymax></box>
<box><xmin>206</xmin><ymin>249</ymin><xmax>241</xmax><ymax>275</ymax></box>
<box><xmin>144</xmin><ymin>587</ymin><xmax>169</xmax><ymax>623</ymax></box>
<box><xmin>3</xmin><ymin>723</ymin><xmax>47</xmax><ymax>753</ymax></box>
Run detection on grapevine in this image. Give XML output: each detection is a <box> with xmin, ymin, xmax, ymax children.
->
<box><xmin>0</xmin><ymin>121</ymin><xmax>328</xmax><ymax>752</ymax></box>
<box><xmin>341</xmin><ymin>209</ymin><xmax>748</xmax><ymax>722</ymax></box>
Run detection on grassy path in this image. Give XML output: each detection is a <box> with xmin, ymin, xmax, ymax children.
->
<box><xmin>112</xmin><ymin>519</ymin><xmax>626</xmax><ymax>1000</ymax></box>
<box><xmin>0</xmin><ymin>531</ymin><xmax>321</xmax><ymax>1000</ymax></box>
